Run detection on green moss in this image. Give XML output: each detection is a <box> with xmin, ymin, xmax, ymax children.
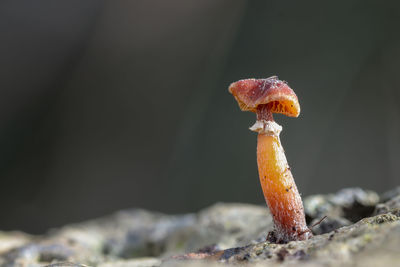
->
<box><xmin>362</xmin><ymin>233</ymin><xmax>372</xmax><ymax>243</ymax></box>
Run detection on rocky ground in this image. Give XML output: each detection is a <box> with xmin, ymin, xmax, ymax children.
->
<box><xmin>1</xmin><ymin>187</ymin><xmax>399</xmax><ymax>267</ymax></box>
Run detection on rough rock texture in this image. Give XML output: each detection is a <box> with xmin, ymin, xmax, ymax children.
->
<box><xmin>1</xmin><ymin>187</ymin><xmax>399</xmax><ymax>267</ymax></box>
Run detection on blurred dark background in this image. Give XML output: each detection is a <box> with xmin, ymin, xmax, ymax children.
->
<box><xmin>1</xmin><ymin>0</ymin><xmax>399</xmax><ymax>234</ymax></box>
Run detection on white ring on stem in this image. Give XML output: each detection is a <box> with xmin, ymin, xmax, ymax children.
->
<box><xmin>249</xmin><ymin>120</ymin><xmax>282</xmax><ymax>136</ymax></box>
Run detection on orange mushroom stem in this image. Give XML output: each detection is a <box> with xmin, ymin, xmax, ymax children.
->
<box><xmin>229</xmin><ymin>76</ymin><xmax>311</xmax><ymax>242</ymax></box>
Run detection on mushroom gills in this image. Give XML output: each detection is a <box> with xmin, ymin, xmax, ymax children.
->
<box><xmin>267</xmin><ymin>101</ymin><xmax>296</xmax><ymax>117</ymax></box>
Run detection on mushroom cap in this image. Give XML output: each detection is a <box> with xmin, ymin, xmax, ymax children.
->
<box><xmin>228</xmin><ymin>76</ymin><xmax>300</xmax><ymax>117</ymax></box>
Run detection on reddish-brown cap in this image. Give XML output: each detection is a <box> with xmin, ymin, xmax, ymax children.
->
<box><xmin>228</xmin><ymin>76</ymin><xmax>300</xmax><ymax>117</ymax></box>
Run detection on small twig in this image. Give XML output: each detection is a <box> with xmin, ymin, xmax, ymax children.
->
<box><xmin>297</xmin><ymin>215</ymin><xmax>328</xmax><ymax>237</ymax></box>
<box><xmin>310</xmin><ymin>215</ymin><xmax>328</xmax><ymax>229</ymax></box>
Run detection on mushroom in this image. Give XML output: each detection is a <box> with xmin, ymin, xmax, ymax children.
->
<box><xmin>229</xmin><ymin>76</ymin><xmax>311</xmax><ymax>242</ymax></box>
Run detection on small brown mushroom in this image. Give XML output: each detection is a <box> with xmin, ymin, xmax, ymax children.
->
<box><xmin>229</xmin><ymin>76</ymin><xmax>311</xmax><ymax>242</ymax></box>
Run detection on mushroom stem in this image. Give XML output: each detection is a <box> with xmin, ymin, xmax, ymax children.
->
<box><xmin>255</xmin><ymin>106</ymin><xmax>311</xmax><ymax>242</ymax></box>
<box><xmin>256</xmin><ymin>104</ymin><xmax>274</xmax><ymax>121</ymax></box>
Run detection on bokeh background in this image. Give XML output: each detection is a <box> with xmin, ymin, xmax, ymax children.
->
<box><xmin>1</xmin><ymin>0</ymin><xmax>399</xmax><ymax>233</ymax></box>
